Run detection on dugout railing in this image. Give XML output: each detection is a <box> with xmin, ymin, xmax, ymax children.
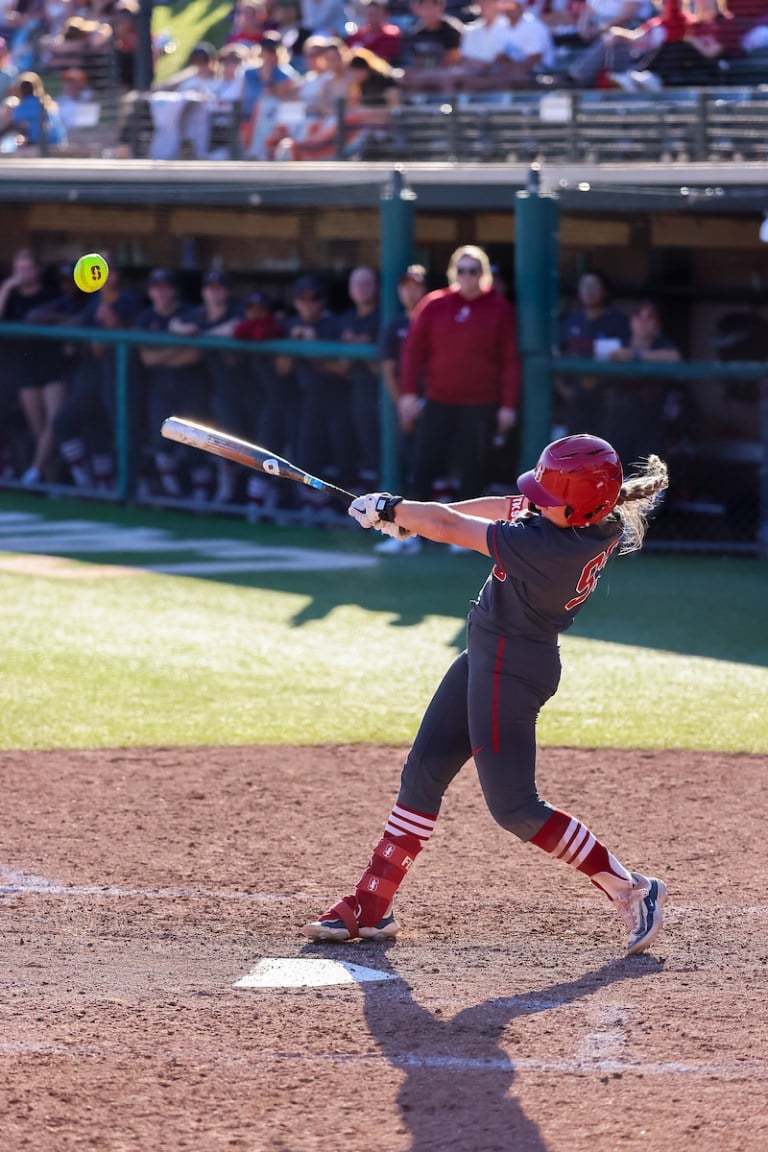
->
<box><xmin>0</xmin><ymin>320</ymin><xmax>765</xmax><ymax>556</ymax></box>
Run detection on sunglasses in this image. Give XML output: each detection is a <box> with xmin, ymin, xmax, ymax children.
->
<box><xmin>456</xmin><ymin>265</ymin><xmax>482</xmax><ymax>276</ymax></box>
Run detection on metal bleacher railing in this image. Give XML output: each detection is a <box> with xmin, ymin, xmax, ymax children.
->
<box><xmin>0</xmin><ymin>321</ymin><xmax>765</xmax><ymax>554</ymax></box>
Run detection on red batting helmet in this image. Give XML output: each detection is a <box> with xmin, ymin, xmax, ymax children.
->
<box><xmin>517</xmin><ymin>434</ymin><xmax>623</xmax><ymax>527</ymax></box>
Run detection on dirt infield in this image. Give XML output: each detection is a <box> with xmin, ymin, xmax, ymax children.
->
<box><xmin>1</xmin><ymin>744</ymin><xmax>765</xmax><ymax>1152</ymax></box>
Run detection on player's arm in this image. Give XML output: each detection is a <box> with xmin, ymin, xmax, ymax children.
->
<box><xmin>447</xmin><ymin>494</ymin><xmax>530</xmax><ymax>520</ymax></box>
<box><xmin>394</xmin><ymin>501</ymin><xmax>492</xmax><ymax>555</ymax></box>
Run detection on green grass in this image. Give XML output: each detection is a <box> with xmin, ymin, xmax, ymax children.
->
<box><xmin>0</xmin><ymin>496</ymin><xmax>766</xmax><ymax>752</ymax></box>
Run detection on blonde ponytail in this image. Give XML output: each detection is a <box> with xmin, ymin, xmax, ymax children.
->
<box><xmin>615</xmin><ymin>454</ymin><xmax>669</xmax><ymax>553</ymax></box>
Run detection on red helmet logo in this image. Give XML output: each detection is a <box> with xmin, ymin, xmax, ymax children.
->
<box><xmin>517</xmin><ymin>435</ymin><xmax>623</xmax><ymax>527</ymax></box>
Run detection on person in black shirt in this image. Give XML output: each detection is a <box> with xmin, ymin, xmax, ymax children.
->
<box><xmin>336</xmin><ymin>265</ymin><xmax>381</xmax><ymax>489</ymax></box>
<box><xmin>0</xmin><ymin>248</ymin><xmax>66</xmax><ymax>485</ymax></box>
<box><xmin>400</xmin><ymin>0</ymin><xmax>464</xmax><ymax>89</ymax></box>
<box><xmin>169</xmin><ymin>270</ymin><xmax>246</xmax><ymax>503</ymax></box>
<box><xmin>280</xmin><ymin>273</ymin><xmax>355</xmax><ymax>510</ymax></box>
<box><xmin>52</xmin><ymin>263</ymin><xmax>143</xmax><ymax>491</ymax></box>
<box><xmin>136</xmin><ymin>268</ymin><xmax>211</xmax><ymax>500</ymax></box>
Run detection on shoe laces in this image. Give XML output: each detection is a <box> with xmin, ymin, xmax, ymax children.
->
<box><xmin>613</xmin><ymin>875</ymin><xmax>650</xmax><ymax>933</ymax></box>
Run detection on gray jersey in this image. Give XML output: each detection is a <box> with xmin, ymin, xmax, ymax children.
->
<box><xmin>473</xmin><ymin>512</ymin><xmax>623</xmax><ymax>641</ymax></box>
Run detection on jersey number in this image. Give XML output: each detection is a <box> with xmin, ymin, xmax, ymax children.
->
<box><xmin>565</xmin><ymin>538</ymin><xmax>620</xmax><ymax>611</ymax></box>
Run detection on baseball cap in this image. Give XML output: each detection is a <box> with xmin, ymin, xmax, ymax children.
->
<box><xmin>203</xmin><ymin>270</ymin><xmax>230</xmax><ymax>287</ymax></box>
<box><xmin>260</xmin><ymin>31</ymin><xmax>283</xmax><ymax>52</ymax></box>
<box><xmin>247</xmin><ymin>291</ymin><xmax>271</xmax><ymax>307</ymax></box>
<box><xmin>189</xmin><ymin>40</ymin><xmax>215</xmax><ymax>61</ymax></box>
<box><xmin>292</xmin><ymin>274</ymin><xmax>326</xmax><ymax>299</ymax></box>
<box><xmin>148</xmin><ymin>268</ymin><xmax>177</xmax><ymax>287</ymax></box>
<box><xmin>398</xmin><ymin>264</ymin><xmax>426</xmax><ymax>285</ymax></box>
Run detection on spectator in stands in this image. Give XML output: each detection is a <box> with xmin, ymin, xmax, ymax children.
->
<box><xmin>347</xmin><ymin>0</ymin><xmax>403</xmax><ymax>64</ymax></box>
<box><xmin>557</xmin><ymin>270</ymin><xmax>630</xmax><ymax>436</ymax></box>
<box><xmin>169</xmin><ymin>40</ymin><xmax>221</xmax><ymax>95</ymax></box>
<box><xmin>240</xmin><ymin>30</ymin><xmax>300</xmax><ymax>156</ymax></box>
<box><xmin>168</xmin><ymin>270</ymin><xmax>246</xmax><ymax>503</ymax></box>
<box><xmin>0</xmin><ymin>36</ymin><xmax>18</xmax><ymax>102</ymax></box>
<box><xmin>567</xmin><ymin>0</ymin><xmax>720</xmax><ymax>87</ymax></box>
<box><xmin>279</xmin><ymin>273</ymin><xmax>355</xmax><ymax>514</ymax></box>
<box><xmin>295</xmin><ymin>33</ymin><xmax>334</xmax><ymax>100</ymax></box>
<box><xmin>0</xmin><ymin>249</ymin><xmax>68</xmax><ymax>485</ymax></box>
<box><xmin>399</xmin><ymin>245</ymin><xmax>520</xmax><ymax>543</ymax></box>
<box><xmin>136</xmin><ymin>268</ymin><xmax>212</xmax><ymax>501</ymax></box>
<box><xmin>148</xmin><ymin>41</ymin><xmax>224</xmax><ymax>159</ymax></box>
<box><xmin>214</xmin><ymin>41</ymin><xmax>248</xmax><ymax>98</ymax></box>
<box><xmin>226</xmin><ymin>0</ymin><xmax>273</xmax><ymax>48</ymax></box>
<box><xmin>53</xmin><ymin>261</ymin><xmax>143</xmax><ymax>491</ymax></box>
<box><xmin>601</xmin><ymin>297</ymin><xmax>682</xmax><ymax>462</ymax></box>
<box><xmin>628</xmin><ymin>0</ymin><xmax>725</xmax><ymax>87</ymax></box>
<box><xmin>111</xmin><ymin>0</ymin><xmax>139</xmax><ymax>92</ymax></box>
<box><xmin>337</xmin><ymin>265</ymin><xmax>382</xmax><ymax>488</ymax></box>
<box><xmin>400</xmin><ymin>0</ymin><xmax>464</xmax><ymax>78</ymax></box>
<box><xmin>3</xmin><ymin>0</ymin><xmax>46</xmax><ymax>73</ymax></box>
<box><xmin>401</xmin><ymin>0</ymin><xmax>519</xmax><ymax>94</ymax></box>
<box><xmin>376</xmin><ymin>262</ymin><xmax>428</xmax><ymax>553</ymax></box>
<box><xmin>501</xmin><ymin>0</ymin><xmax>555</xmax><ymax>78</ymax></box>
<box><xmin>0</xmin><ymin>71</ymin><xmax>66</xmax><ymax>148</ymax></box>
<box><xmin>575</xmin><ymin>0</ymin><xmax>648</xmax><ymax>45</ymax></box>
<box><xmin>41</xmin><ymin>14</ymin><xmax>113</xmax><ymax>92</ymax></box>
<box><xmin>318</xmin><ymin>36</ymin><xmax>356</xmax><ymax>100</ymax></box>
<box><xmin>347</xmin><ymin>45</ymin><xmax>402</xmax><ymax>113</ymax></box>
<box><xmin>299</xmin><ymin>0</ymin><xmax>349</xmax><ymax>37</ymax></box>
<box><xmin>55</xmin><ymin>66</ymin><xmax>94</xmax><ymax>130</ymax></box>
<box><xmin>270</xmin><ymin>0</ymin><xmax>304</xmax><ymax>63</ymax></box>
<box><xmin>525</xmin><ymin>0</ymin><xmax>583</xmax><ymax>38</ymax></box>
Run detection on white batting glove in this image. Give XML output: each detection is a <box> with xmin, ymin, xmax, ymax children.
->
<box><xmin>376</xmin><ymin>520</ymin><xmax>413</xmax><ymax>540</ymax></box>
<box><xmin>349</xmin><ymin>494</ymin><xmax>381</xmax><ymax>529</ymax></box>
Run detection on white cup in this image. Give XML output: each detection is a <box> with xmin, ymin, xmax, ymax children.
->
<box><xmin>593</xmin><ymin>337</ymin><xmax>622</xmax><ymax>360</ymax></box>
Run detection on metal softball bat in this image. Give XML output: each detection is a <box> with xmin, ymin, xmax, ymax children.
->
<box><xmin>161</xmin><ymin>417</ymin><xmax>357</xmax><ymax>502</ymax></box>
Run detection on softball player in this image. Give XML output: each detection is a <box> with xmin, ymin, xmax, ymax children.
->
<box><xmin>303</xmin><ymin>434</ymin><xmax>669</xmax><ymax>956</ymax></box>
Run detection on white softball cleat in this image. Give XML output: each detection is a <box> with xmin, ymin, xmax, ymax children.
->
<box><xmin>613</xmin><ymin>872</ymin><xmax>667</xmax><ymax>955</ymax></box>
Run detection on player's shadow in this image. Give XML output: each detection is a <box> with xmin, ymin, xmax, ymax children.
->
<box><xmin>356</xmin><ymin>948</ymin><xmax>661</xmax><ymax>1152</ymax></box>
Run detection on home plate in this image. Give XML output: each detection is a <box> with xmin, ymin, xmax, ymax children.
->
<box><xmin>233</xmin><ymin>958</ymin><xmax>397</xmax><ymax>989</ymax></box>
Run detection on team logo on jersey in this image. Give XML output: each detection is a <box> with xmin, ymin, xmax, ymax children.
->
<box><xmin>455</xmin><ymin>306</ymin><xmax>470</xmax><ymax>323</ymax></box>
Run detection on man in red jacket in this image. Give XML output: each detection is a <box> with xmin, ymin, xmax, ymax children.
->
<box><xmin>399</xmin><ymin>245</ymin><xmax>520</xmax><ymax>533</ymax></box>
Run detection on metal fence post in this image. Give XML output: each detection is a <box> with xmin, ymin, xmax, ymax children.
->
<box><xmin>514</xmin><ymin>172</ymin><xmax>560</xmax><ymax>470</ymax></box>
<box><xmin>114</xmin><ymin>340</ymin><xmax>134</xmax><ymax>502</ymax></box>
<box><xmin>379</xmin><ymin>167</ymin><xmax>416</xmax><ymax>492</ymax></box>
<box><xmin>760</xmin><ymin>374</ymin><xmax>768</xmax><ymax>559</ymax></box>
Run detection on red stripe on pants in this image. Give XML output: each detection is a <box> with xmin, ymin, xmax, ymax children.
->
<box><xmin>492</xmin><ymin>635</ymin><xmax>505</xmax><ymax>754</ymax></box>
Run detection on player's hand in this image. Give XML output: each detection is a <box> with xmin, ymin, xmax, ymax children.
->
<box><xmin>398</xmin><ymin>393</ymin><xmax>422</xmax><ymax>432</ymax></box>
<box><xmin>349</xmin><ymin>494</ymin><xmax>381</xmax><ymax>529</ymax></box>
<box><xmin>376</xmin><ymin>520</ymin><xmax>413</xmax><ymax>540</ymax></box>
<box><xmin>349</xmin><ymin>493</ymin><xmax>404</xmax><ymax>529</ymax></box>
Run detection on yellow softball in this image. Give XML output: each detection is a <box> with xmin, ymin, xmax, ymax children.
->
<box><xmin>73</xmin><ymin>253</ymin><xmax>109</xmax><ymax>293</ymax></box>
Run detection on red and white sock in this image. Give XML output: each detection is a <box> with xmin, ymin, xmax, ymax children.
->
<box><xmin>352</xmin><ymin>803</ymin><xmax>436</xmax><ymax>927</ymax></box>
<box><xmin>530</xmin><ymin>809</ymin><xmax>632</xmax><ymax>900</ymax></box>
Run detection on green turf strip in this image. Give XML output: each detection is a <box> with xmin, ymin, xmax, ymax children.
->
<box><xmin>0</xmin><ymin>497</ymin><xmax>765</xmax><ymax>751</ymax></box>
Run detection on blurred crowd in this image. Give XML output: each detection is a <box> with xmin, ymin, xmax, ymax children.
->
<box><xmin>0</xmin><ymin>0</ymin><xmax>766</xmax><ymax>155</ymax></box>
<box><xmin>0</xmin><ymin>243</ymin><xmax>710</xmax><ymax>549</ymax></box>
